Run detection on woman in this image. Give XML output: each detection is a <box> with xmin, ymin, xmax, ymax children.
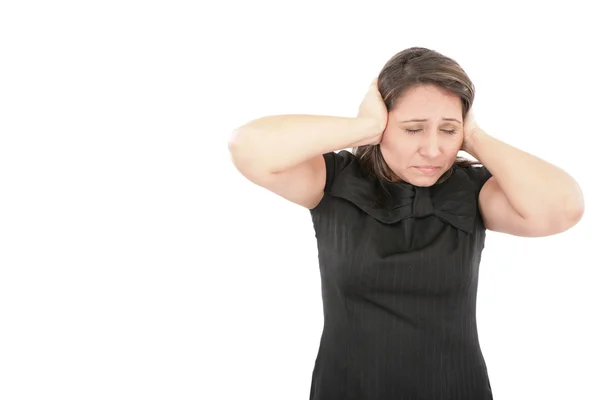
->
<box><xmin>228</xmin><ymin>47</ymin><xmax>584</xmax><ymax>399</ymax></box>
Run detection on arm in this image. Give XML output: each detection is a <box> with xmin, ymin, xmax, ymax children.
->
<box><xmin>229</xmin><ymin>114</ymin><xmax>383</xmax><ymax>174</ymax></box>
<box><xmin>464</xmin><ymin>129</ymin><xmax>584</xmax><ymax>237</ymax></box>
<box><xmin>228</xmin><ymin>114</ymin><xmax>384</xmax><ymax>209</ymax></box>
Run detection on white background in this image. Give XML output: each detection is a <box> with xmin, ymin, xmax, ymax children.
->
<box><xmin>1</xmin><ymin>1</ymin><xmax>598</xmax><ymax>399</ymax></box>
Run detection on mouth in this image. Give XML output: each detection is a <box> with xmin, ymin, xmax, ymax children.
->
<box><xmin>413</xmin><ymin>166</ymin><xmax>441</xmax><ymax>175</ymax></box>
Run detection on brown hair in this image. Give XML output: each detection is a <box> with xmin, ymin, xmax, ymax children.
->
<box><xmin>353</xmin><ymin>47</ymin><xmax>480</xmax><ymax>184</ymax></box>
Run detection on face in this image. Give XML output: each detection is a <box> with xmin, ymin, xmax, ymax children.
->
<box><xmin>380</xmin><ymin>84</ymin><xmax>464</xmax><ymax>187</ymax></box>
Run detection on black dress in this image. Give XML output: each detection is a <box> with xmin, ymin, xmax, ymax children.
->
<box><xmin>308</xmin><ymin>150</ymin><xmax>494</xmax><ymax>400</ymax></box>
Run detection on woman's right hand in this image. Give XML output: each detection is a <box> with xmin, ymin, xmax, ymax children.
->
<box><xmin>356</xmin><ymin>78</ymin><xmax>389</xmax><ymax>145</ymax></box>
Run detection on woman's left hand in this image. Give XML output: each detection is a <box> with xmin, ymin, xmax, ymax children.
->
<box><xmin>461</xmin><ymin>110</ymin><xmax>480</xmax><ymax>154</ymax></box>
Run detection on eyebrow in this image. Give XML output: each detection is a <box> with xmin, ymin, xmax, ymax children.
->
<box><xmin>400</xmin><ymin>118</ymin><xmax>462</xmax><ymax>124</ymax></box>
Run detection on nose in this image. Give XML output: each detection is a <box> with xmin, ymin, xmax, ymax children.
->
<box><xmin>419</xmin><ymin>133</ymin><xmax>442</xmax><ymax>158</ymax></box>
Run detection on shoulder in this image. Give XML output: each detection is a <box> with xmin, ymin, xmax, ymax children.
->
<box><xmin>321</xmin><ymin>150</ymin><xmax>359</xmax><ymax>191</ymax></box>
<box><xmin>309</xmin><ymin>149</ymin><xmax>373</xmax><ymax>216</ymax></box>
<box><xmin>454</xmin><ymin>163</ymin><xmax>493</xmax><ymax>193</ymax></box>
<box><xmin>428</xmin><ymin>163</ymin><xmax>494</xmax><ymax>232</ymax></box>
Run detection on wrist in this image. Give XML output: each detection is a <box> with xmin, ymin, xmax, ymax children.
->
<box><xmin>464</xmin><ymin>128</ymin><xmax>487</xmax><ymax>157</ymax></box>
<box><xmin>356</xmin><ymin>116</ymin><xmax>386</xmax><ymax>136</ymax></box>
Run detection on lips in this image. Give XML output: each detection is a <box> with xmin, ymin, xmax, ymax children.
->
<box><xmin>413</xmin><ymin>166</ymin><xmax>440</xmax><ymax>175</ymax></box>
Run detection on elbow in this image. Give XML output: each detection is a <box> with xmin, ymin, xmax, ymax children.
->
<box><xmin>548</xmin><ymin>194</ymin><xmax>585</xmax><ymax>235</ymax></box>
<box><xmin>564</xmin><ymin>192</ymin><xmax>585</xmax><ymax>227</ymax></box>
<box><xmin>524</xmin><ymin>195</ymin><xmax>584</xmax><ymax>237</ymax></box>
<box><xmin>228</xmin><ymin>128</ymin><xmax>270</xmax><ymax>176</ymax></box>
<box><xmin>564</xmin><ymin>179</ymin><xmax>585</xmax><ymax>226</ymax></box>
<box><xmin>228</xmin><ymin>128</ymin><xmax>254</xmax><ymax>163</ymax></box>
<box><xmin>228</xmin><ymin>129</ymin><xmax>250</xmax><ymax>169</ymax></box>
<box><xmin>227</xmin><ymin>128</ymin><xmax>246</xmax><ymax>155</ymax></box>
<box><xmin>228</xmin><ymin>130</ymin><xmax>252</xmax><ymax>170</ymax></box>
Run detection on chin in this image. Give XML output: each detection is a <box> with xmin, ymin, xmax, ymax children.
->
<box><xmin>406</xmin><ymin>165</ymin><xmax>454</xmax><ymax>186</ymax></box>
<box><xmin>395</xmin><ymin>166</ymin><xmax>448</xmax><ymax>186</ymax></box>
<box><xmin>410</xmin><ymin>177</ymin><xmax>438</xmax><ymax>187</ymax></box>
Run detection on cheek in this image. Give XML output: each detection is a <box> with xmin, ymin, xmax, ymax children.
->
<box><xmin>382</xmin><ymin>128</ymin><xmax>412</xmax><ymax>149</ymax></box>
<box><xmin>441</xmin><ymin>133</ymin><xmax>463</xmax><ymax>151</ymax></box>
<box><xmin>445</xmin><ymin>140</ymin><xmax>462</xmax><ymax>152</ymax></box>
<box><xmin>381</xmin><ymin>132</ymin><xmax>400</xmax><ymax>154</ymax></box>
<box><xmin>381</xmin><ymin>134</ymin><xmax>416</xmax><ymax>162</ymax></box>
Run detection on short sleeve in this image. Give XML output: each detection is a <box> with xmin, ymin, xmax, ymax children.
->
<box><xmin>464</xmin><ymin>164</ymin><xmax>493</xmax><ymax>195</ymax></box>
<box><xmin>309</xmin><ymin>150</ymin><xmax>356</xmax><ymax>214</ymax></box>
<box><xmin>323</xmin><ymin>150</ymin><xmax>356</xmax><ymax>193</ymax></box>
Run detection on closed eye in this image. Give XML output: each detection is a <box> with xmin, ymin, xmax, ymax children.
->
<box><xmin>405</xmin><ymin>129</ymin><xmax>457</xmax><ymax>135</ymax></box>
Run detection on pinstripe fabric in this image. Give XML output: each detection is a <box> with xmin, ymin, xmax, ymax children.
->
<box><xmin>308</xmin><ymin>150</ymin><xmax>494</xmax><ymax>400</ymax></box>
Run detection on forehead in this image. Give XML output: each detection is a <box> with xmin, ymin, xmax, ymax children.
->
<box><xmin>393</xmin><ymin>84</ymin><xmax>462</xmax><ymax>118</ymax></box>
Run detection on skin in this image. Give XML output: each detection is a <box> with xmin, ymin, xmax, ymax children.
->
<box><xmin>379</xmin><ymin>84</ymin><xmax>464</xmax><ymax>187</ymax></box>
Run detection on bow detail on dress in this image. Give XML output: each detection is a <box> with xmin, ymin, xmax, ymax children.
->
<box><xmin>327</xmin><ymin>162</ymin><xmax>478</xmax><ymax>233</ymax></box>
